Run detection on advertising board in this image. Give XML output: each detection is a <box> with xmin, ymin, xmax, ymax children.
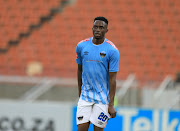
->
<box><xmin>0</xmin><ymin>101</ymin><xmax>72</xmax><ymax>131</ymax></box>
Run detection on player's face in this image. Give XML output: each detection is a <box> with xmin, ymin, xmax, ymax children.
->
<box><xmin>92</xmin><ymin>20</ymin><xmax>108</xmax><ymax>39</ymax></box>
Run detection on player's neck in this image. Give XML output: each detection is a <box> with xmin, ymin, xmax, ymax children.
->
<box><xmin>92</xmin><ymin>37</ymin><xmax>105</xmax><ymax>45</ymax></box>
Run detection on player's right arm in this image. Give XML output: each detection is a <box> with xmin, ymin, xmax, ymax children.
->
<box><xmin>76</xmin><ymin>43</ymin><xmax>83</xmax><ymax>97</ymax></box>
<box><xmin>77</xmin><ymin>64</ymin><xmax>82</xmax><ymax>97</ymax></box>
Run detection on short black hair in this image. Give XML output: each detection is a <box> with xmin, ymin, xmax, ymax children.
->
<box><xmin>94</xmin><ymin>16</ymin><xmax>108</xmax><ymax>25</ymax></box>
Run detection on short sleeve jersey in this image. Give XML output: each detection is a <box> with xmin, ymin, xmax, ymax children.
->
<box><xmin>76</xmin><ymin>37</ymin><xmax>119</xmax><ymax>104</ymax></box>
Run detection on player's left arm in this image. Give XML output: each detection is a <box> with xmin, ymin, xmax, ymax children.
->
<box><xmin>108</xmin><ymin>48</ymin><xmax>120</xmax><ymax>118</ymax></box>
<box><xmin>108</xmin><ymin>72</ymin><xmax>117</xmax><ymax>118</ymax></box>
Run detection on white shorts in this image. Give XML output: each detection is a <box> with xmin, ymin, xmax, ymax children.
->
<box><xmin>76</xmin><ymin>99</ymin><xmax>110</xmax><ymax>128</ymax></box>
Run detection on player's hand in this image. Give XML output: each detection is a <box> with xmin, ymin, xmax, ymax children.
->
<box><xmin>108</xmin><ymin>105</ymin><xmax>116</xmax><ymax>118</ymax></box>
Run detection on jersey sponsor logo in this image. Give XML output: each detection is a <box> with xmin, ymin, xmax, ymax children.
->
<box><xmin>100</xmin><ymin>51</ymin><xmax>106</xmax><ymax>58</ymax></box>
<box><xmin>107</xmin><ymin>40</ymin><xmax>117</xmax><ymax>50</ymax></box>
<box><xmin>86</xmin><ymin>60</ymin><xmax>102</xmax><ymax>63</ymax></box>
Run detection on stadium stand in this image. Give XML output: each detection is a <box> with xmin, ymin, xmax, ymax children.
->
<box><xmin>0</xmin><ymin>0</ymin><xmax>180</xmax><ymax>82</ymax></box>
<box><xmin>0</xmin><ymin>0</ymin><xmax>62</xmax><ymax>51</ymax></box>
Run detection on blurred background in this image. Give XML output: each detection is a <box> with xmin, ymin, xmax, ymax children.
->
<box><xmin>0</xmin><ymin>0</ymin><xmax>180</xmax><ymax>130</ymax></box>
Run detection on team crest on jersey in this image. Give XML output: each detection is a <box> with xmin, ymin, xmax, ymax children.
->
<box><xmin>100</xmin><ymin>51</ymin><xmax>106</xmax><ymax>58</ymax></box>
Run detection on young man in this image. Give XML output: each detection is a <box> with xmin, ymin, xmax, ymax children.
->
<box><xmin>76</xmin><ymin>16</ymin><xmax>119</xmax><ymax>131</ymax></box>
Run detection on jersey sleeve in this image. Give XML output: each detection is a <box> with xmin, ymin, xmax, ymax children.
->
<box><xmin>76</xmin><ymin>44</ymin><xmax>82</xmax><ymax>65</ymax></box>
<box><xmin>109</xmin><ymin>49</ymin><xmax>120</xmax><ymax>72</ymax></box>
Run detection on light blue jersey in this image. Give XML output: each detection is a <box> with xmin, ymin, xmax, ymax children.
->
<box><xmin>76</xmin><ymin>37</ymin><xmax>119</xmax><ymax>104</ymax></box>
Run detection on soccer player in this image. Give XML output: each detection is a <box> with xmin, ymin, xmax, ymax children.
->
<box><xmin>76</xmin><ymin>16</ymin><xmax>119</xmax><ymax>131</ymax></box>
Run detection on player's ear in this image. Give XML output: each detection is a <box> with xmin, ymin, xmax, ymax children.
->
<box><xmin>106</xmin><ymin>28</ymin><xmax>108</xmax><ymax>33</ymax></box>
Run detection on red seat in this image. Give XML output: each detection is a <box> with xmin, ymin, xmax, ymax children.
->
<box><xmin>0</xmin><ymin>0</ymin><xmax>179</xmax><ymax>82</ymax></box>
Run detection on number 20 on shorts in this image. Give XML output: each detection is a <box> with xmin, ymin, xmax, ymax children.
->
<box><xmin>98</xmin><ymin>112</ymin><xmax>108</xmax><ymax>122</ymax></box>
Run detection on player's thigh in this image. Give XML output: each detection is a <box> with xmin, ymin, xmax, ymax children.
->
<box><xmin>76</xmin><ymin>99</ymin><xmax>93</xmax><ymax>125</ymax></box>
<box><xmin>77</xmin><ymin>122</ymin><xmax>90</xmax><ymax>131</ymax></box>
<box><xmin>90</xmin><ymin>104</ymin><xmax>110</xmax><ymax>128</ymax></box>
<box><xmin>93</xmin><ymin>124</ymin><xmax>104</xmax><ymax>131</ymax></box>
